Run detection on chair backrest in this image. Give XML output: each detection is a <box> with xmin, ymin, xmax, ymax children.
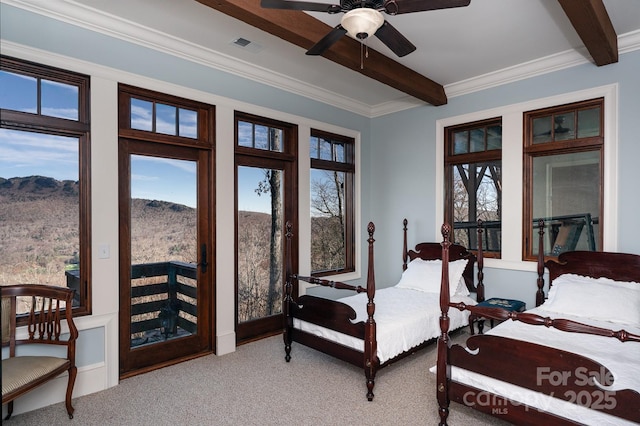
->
<box><xmin>1</xmin><ymin>284</ymin><xmax>78</xmax><ymax>360</ymax></box>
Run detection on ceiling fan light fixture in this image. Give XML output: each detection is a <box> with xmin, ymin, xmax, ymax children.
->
<box><xmin>341</xmin><ymin>8</ymin><xmax>384</xmax><ymax>40</ymax></box>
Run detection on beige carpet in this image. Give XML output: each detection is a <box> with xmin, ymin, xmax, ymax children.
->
<box><xmin>7</xmin><ymin>330</ymin><xmax>510</xmax><ymax>425</ymax></box>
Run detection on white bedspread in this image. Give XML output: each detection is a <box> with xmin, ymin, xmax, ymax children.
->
<box><xmin>294</xmin><ymin>287</ymin><xmax>476</xmax><ymax>364</ymax></box>
<box><xmin>433</xmin><ymin>307</ymin><xmax>640</xmax><ymax>426</ymax></box>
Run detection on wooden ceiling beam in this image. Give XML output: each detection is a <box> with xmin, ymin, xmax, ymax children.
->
<box><xmin>558</xmin><ymin>0</ymin><xmax>618</xmax><ymax>66</ymax></box>
<box><xmin>196</xmin><ymin>0</ymin><xmax>447</xmax><ymax>105</ymax></box>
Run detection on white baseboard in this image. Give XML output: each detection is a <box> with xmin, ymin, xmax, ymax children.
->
<box><xmin>215</xmin><ymin>331</ymin><xmax>236</xmax><ymax>356</ymax></box>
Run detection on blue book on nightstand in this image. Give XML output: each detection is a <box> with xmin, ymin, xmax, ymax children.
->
<box><xmin>473</xmin><ymin>298</ymin><xmax>526</xmax><ymax>334</ymax></box>
<box><xmin>478</xmin><ymin>298</ymin><xmax>526</xmax><ymax>312</ymax></box>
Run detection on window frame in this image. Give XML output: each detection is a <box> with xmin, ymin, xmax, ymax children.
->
<box><xmin>444</xmin><ymin>117</ymin><xmax>502</xmax><ymax>258</ymax></box>
<box><xmin>309</xmin><ymin>128</ymin><xmax>355</xmax><ymax>277</ymax></box>
<box><xmin>0</xmin><ymin>55</ymin><xmax>92</xmax><ymax>317</ymax></box>
<box><xmin>234</xmin><ymin>110</ymin><xmax>298</xmax><ymax>343</ymax></box>
<box><xmin>522</xmin><ymin>98</ymin><xmax>604</xmax><ymax>261</ymax></box>
<box><xmin>435</xmin><ymin>84</ymin><xmax>618</xmax><ymax>272</ymax></box>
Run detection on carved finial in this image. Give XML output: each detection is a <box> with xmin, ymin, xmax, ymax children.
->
<box><xmin>441</xmin><ymin>223</ymin><xmax>451</xmax><ymax>240</ymax></box>
<box><xmin>538</xmin><ymin>219</ymin><xmax>545</xmax><ymax>237</ymax></box>
<box><xmin>285</xmin><ymin>221</ymin><xmax>293</xmax><ymax>238</ymax></box>
<box><xmin>403</xmin><ymin>218</ymin><xmax>408</xmax><ymax>228</ymax></box>
<box><xmin>368</xmin><ymin>221</ymin><xmax>375</xmax><ymax>235</ymax></box>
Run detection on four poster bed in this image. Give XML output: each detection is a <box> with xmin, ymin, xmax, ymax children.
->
<box><xmin>282</xmin><ymin>219</ymin><xmax>484</xmax><ymax>400</ymax></box>
<box><xmin>436</xmin><ymin>222</ymin><xmax>640</xmax><ymax>425</ymax></box>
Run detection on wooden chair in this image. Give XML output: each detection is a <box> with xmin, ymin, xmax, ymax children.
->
<box><xmin>1</xmin><ymin>285</ymin><xmax>79</xmax><ymax>420</ymax></box>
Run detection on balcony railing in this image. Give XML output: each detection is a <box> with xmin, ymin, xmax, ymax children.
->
<box><xmin>454</xmin><ymin>213</ymin><xmax>598</xmax><ymax>254</ymax></box>
<box><xmin>129</xmin><ymin>261</ymin><xmax>198</xmax><ymax>347</ymax></box>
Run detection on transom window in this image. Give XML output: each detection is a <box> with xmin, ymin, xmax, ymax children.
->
<box><xmin>129</xmin><ymin>97</ymin><xmax>198</xmax><ymax>138</ymax></box>
<box><xmin>119</xmin><ymin>84</ymin><xmax>210</xmax><ymax>147</ymax></box>
<box><xmin>445</xmin><ymin>119</ymin><xmax>502</xmax><ymax>256</ymax></box>
<box><xmin>310</xmin><ymin>130</ymin><xmax>355</xmax><ymax>276</ymax></box>
<box><xmin>524</xmin><ymin>98</ymin><xmax>604</xmax><ymax>260</ymax></box>
<box><xmin>0</xmin><ymin>55</ymin><xmax>91</xmax><ymax>316</ymax></box>
<box><xmin>237</xmin><ymin>120</ymin><xmax>284</xmax><ymax>152</ymax></box>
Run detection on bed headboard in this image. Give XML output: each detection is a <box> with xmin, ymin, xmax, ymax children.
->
<box><xmin>536</xmin><ymin>219</ymin><xmax>640</xmax><ymax>306</ymax></box>
<box><xmin>401</xmin><ymin>219</ymin><xmax>478</xmax><ymax>295</ymax></box>
<box><xmin>545</xmin><ymin>251</ymin><xmax>640</xmax><ymax>284</ymax></box>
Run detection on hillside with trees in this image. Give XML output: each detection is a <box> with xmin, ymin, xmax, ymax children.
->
<box><xmin>0</xmin><ymin>176</ymin><xmax>80</xmax><ymax>286</ymax></box>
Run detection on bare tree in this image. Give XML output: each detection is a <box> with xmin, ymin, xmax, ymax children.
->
<box><xmin>310</xmin><ymin>170</ymin><xmax>345</xmax><ymax>271</ymax></box>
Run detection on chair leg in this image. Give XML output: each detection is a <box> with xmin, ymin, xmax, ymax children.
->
<box><xmin>5</xmin><ymin>400</ymin><xmax>14</xmax><ymax>420</ymax></box>
<box><xmin>65</xmin><ymin>366</ymin><xmax>78</xmax><ymax>419</ymax></box>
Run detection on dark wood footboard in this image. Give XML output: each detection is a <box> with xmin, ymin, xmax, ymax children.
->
<box><xmin>449</xmin><ymin>335</ymin><xmax>640</xmax><ymax>424</ymax></box>
<box><xmin>437</xmin><ymin>221</ymin><xmax>640</xmax><ymax>426</ymax></box>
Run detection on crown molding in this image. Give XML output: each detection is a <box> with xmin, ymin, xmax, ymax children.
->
<box><xmin>2</xmin><ymin>0</ymin><xmax>376</xmax><ymax>117</ymax></box>
<box><xmin>446</xmin><ymin>29</ymin><xmax>640</xmax><ymax>99</ymax></box>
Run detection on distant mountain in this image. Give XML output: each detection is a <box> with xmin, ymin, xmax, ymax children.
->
<box><xmin>0</xmin><ymin>175</ymin><xmax>79</xmax><ymax>199</ymax></box>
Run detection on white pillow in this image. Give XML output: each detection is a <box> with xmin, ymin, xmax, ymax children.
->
<box><xmin>396</xmin><ymin>258</ymin><xmax>469</xmax><ymax>296</ymax></box>
<box><xmin>542</xmin><ymin>274</ymin><xmax>640</xmax><ymax>326</ymax></box>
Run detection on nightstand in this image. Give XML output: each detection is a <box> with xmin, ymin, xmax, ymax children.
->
<box><xmin>471</xmin><ymin>298</ymin><xmax>526</xmax><ymax>334</ymax></box>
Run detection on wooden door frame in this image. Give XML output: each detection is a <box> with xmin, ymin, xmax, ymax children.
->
<box><xmin>118</xmin><ymin>139</ymin><xmax>215</xmax><ymax>378</ymax></box>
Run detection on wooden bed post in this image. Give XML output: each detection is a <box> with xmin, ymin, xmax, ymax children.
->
<box><xmin>364</xmin><ymin>222</ymin><xmax>378</xmax><ymax>401</ymax></box>
<box><xmin>536</xmin><ymin>219</ymin><xmax>546</xmax><ymax>307</ymax></box>
<box><xmin>402</xmin><ymin>218</ymin><xmax>409</xmax><ymax>271</ymax></box>
<box><xmin>283</xmin><ymin>221</ymin><xmax>294</xmax><ymax>362</ymax></box>
<box><xmin>476</xmin><ymin>219</ymin><xmax>485</xmax><ymax>303</ymax></box>
<box><xmin>437</xmin><ymin>223</ymin><xmax>452</xmax><ymax>426</ymax></box>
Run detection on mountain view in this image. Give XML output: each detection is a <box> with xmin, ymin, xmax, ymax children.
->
<box><xmin>0</xmin><ymin>176</ymin><xmax>203</xmax><ymax>286</ymax></box>
<box><xmin>0</xmin><ymin>176</ymin><xmax>80</xmax><ymax>286</ymax></box>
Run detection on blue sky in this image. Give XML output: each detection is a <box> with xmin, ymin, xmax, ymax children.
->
<box><xmin>0</xmin><ymin>128</ymin><xmax>79</xmax><ymax>181</ymax></box>
<box><xmin>131</xmin><ymin>155</ymin><xmax>197</xmax><ymax>208</ymax></box>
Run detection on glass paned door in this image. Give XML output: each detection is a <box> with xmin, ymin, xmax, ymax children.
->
<box><xmin>119</xmin><ymin>140</ymin><xmax>212</xmax><ymax>377</ymax></box>
<box><xmin>129</xmin><ymin>155</ymin><xmax>198</xmax><ymax>347</ymax></box>
<box><xmin>236</xmin><ymin>165</ymin><xmax>284</xmax><ymax>340</ymax></box>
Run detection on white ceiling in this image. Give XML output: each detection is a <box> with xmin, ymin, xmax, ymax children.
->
<box><xmin>6</xmin><ymin>0</ymin><xmax>640</xmax><ymax>116</ymax></box>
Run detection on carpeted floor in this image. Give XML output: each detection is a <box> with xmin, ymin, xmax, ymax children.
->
<box><xmin>6</xmin><ymin>329</ymin><xmax>510</xmax><ymax>425</ymax></box>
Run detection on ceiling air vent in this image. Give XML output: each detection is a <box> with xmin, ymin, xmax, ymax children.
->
<box><xmin>230</xmin><ymin>37</ymin><xmax>263</xmax><ymax>53</ymax></box>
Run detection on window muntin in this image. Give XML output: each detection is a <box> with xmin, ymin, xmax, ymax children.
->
<box><xmin>524</xmin><ymin>98</ymin><xmax>603</xmax><ymax>260</ymax></box>
<box><xmin>0</xmin><ymin>56</ymin><xmax>91</xmax><ymax>316</ymax></box>
<box><xmin>310</xmin><ymin>130</ymin><xmax>355</xmax><ymax>276</ymax></box>
<box><xmin>445</xmin><ymin>119</ymin><xmax>502</xmax><ymax>256</ymax></box>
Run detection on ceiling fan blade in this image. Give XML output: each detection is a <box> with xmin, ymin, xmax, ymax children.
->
<box><xmin>260</xmin><ymin>0</ymin><xmax>340</xmax><ymax>13</ymax></box>
<box><xmin>384</xmin><ymin>0</ymin><xmax>470</xmax><ymax>15</ymax></box>
<box><xmin>306</xmin><ymin>25</ymin><xmax>348</xmax><ymax>55</ymax></box>
<box><xmin>375</xmin><ymin>20</ymin><xmax>416</xmax><ymax>57</ymax></box>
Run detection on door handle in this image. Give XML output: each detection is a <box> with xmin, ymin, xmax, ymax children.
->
<box><xmin>200</xmin><ymin>244</ymin><xmax>208</xmax><ymax>273</ymax></box>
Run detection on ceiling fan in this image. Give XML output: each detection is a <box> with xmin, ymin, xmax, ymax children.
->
<box><xmin>260</xmin><ymin>0</ymin><xmax>471</xmax><ymax>57</ymax></box>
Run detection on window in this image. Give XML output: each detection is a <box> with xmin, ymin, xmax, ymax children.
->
<box><xmin>0</xmin><ymin>56</ymin><xmax>91</xmax><ymax>315</ymax></box>
<box><xmin>444</xmin><ymin>119</ymin><xmax>502</xmax><ymax>256</ymax></box>
<box><xmin>309</xmin><ymin>130</ymin><xmax>355</xmax><ymax>276</ymax></box>
<box><xmin>235</xmin><ymin>111</ymin><xmax>297</xmax><ymax>343</ymax></box>
<box><xmin>524</xmin><ymin>98</ymin><xmax>604</xmax><ymax>260</ymax></box>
